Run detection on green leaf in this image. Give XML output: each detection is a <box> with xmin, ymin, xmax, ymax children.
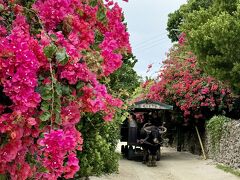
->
<box><xmin>41</xmin><ymin>101</ymin><xmax>50</xmax><ymax>111</ymax></box>
<box><xmin>62</xmin><ymin>85</ymin><xmax>71</xmax><ymax>95</ymax></box>
<box><xmin>51</xmin><ymin>76</ymin><xmax>57</xmax><ymax>83</ymax></box>
<box><xmin>89</xmin><ymin>0</ymin><xmax>98</xmax><ymax>7</ymax></box>
<box><xmin>76</xmin><ymin>82</ymin><xmax>84</xmax><ymax>89</ymax></box>
<box><xmin>55</xmin><ymin>113</ymin><xmax>61</xmax><ymax>125</ymax></box>
<box><xmin>54</xmin><ymin>97</ymin><xmax>61</xmax><ymax>125</ymax></box>
<box><xmin>43</xmin><ymin>44</ymin><xmax>57</xmax><ymax>59</ymax></box>
<box><xmin>38</xmin><ymin>166</ymin><xmax>49</xmax><ymax>173</ymax></box>
<box><xmin>26</xmin><ymin>153</ymin><xmax>37</xmax><ymax>164</ymax></box>
<box><xmin>39</xmin><ymin>112</ymin><xmax>51</xmax><ymax>122</ymax></box>
<box><xmin>77</xmin><ymin>91</ymin><xmax>84</xmax><ymax>97</ymax></box>
<box><xmin>97</xmin><ymin>6</ymin><xmax>106</xmax><ymax>22</ymax></box>
<box><xmin>0</xmin><ymin>133</ymin><xmax>8</xmax><ymax>148</ymax></box>
<box><xmin>56</xmin><ymin>48</ymin><xmax>69</xmax><ymax>65</ymax></box>
<box><xmin>39</xmin><ymin>85</ymin><xmax>52</xmax><ymax>99</ymax></box>
<box><xmin>38</xmin><ymin>75</ymin><xmax>45</xmax><ymax>81</ymax></box>
<box><xmin>55</xmin><ymin>83</ymin><xmax>62</xmax><ymax>96</ymax></box>
<box><xmin>50</xmin><ymin>34</ymin><xmax>57</xmax><ymax>40</ymax></box>
<box><xmin>55</xmin><ymin>106</ymin><xmax>61</xmax><ymax>114</ymax></box>
<box><xmin>0</xmin><ymin>4</ymin><xmax>4</xmax><ymax>12</ymax></box>
<box><xmin>41</xmin><ymin>94</ymin><xmax>52</xmax><ymax>101</ymax></box>
<box><xmin>39</xmin><ymin>122</ymin><xmax>48</xmax><ymax>130</ymax></box>
<box><xmin>43</xmin><ymin>85</ymin><xmax>52</xmax><ymax>91</ymax></box>
<box><xmin>54</xmin><ymin>103</ymin><xmax>61</xmax><ymax>114</ymax></box>
<box><xmin>55</xmin><ymin>96</ymin><xmax>61</xmax><ymax>105</ymax></box>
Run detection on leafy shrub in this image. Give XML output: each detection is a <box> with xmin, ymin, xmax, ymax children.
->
<box><xmin>76</xmin><ymin>112</ymin><xmax>122</xmax><ymax>178</ymax></box>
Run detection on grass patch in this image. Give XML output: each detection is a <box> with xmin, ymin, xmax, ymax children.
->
<box><xmin>216</xmin><ymin>164</ymin><xmax>240</xmax><ymax>177</ymax></box>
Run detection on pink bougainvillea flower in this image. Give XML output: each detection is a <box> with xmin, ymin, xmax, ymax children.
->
<box><xmin>27</xmin><ymin>117</ymin><xmax>36</xmax><ymax>126</ymax></box>
<box><xmin>146</xmin><ymin>63</ymin><xmax>153</xmax><ymax>73</ymax></box>
<box><xmin>0</xmin><ymin>0</ymin><xmax>130</xmax><ymax>179</ymax></box>
<box><xmin>64</xmin><ymin>153</ymin><xmax>79</xmax><ymax>179</ymax></box>
<box><xmin>201</xmin><ymin>87</ymin><xmax>210</xmax><ymax>95</ymax></box>
<box><xmin>61</xmin><ymin>105</ymin><xmax>80</xmax><ymax>126</ymax></box>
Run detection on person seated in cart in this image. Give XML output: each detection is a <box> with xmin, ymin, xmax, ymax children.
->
<box><xmin>141</xmin><ymin>111</ymin><xmax>163</xmax><ymax>126</ymax></box>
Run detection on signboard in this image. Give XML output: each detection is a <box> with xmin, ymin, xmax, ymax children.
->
<box><xmin>131</xmin><ymin>99</ymin><xmax>173</xmax><ymax>110</ymax></box>
<box><xmin>134</xmin><ymin>103</ymin><xmax>169</xmax><ymax>109</ymax></box>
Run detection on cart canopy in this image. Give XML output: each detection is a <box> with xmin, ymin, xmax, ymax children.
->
<box><xmin>132</xmin><ymin>99</ymin><xmax>173</xmax><ymax>110</ymax></box>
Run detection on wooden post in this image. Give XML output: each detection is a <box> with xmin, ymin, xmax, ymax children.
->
<box><xmin>195</xmin><ymin>126</ymin><xmax>207</xmax><ymax>160</ymax></box>
<box><xmin>177</xmin><ymin>125</ymin><xmax>182</xmax><ymax>151</ymax></box>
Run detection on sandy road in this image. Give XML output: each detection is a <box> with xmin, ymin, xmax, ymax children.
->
<box><xmin>91</xmin><ymin>145</ymin><xmax>239</xmax><ymax>180</ymax></box>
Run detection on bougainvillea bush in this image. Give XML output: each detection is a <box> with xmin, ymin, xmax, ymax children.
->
<box><xmin>0</xmin><ymin>0</ymin><xmax>130</xmax><ymax>179</ymax></box>
<box><xmin>146</xmin><ymin>34</ymin><xmax>232</xmax><ymax>123</ymax></box>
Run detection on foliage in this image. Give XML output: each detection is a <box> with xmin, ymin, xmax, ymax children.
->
<box><xmin>123</xmin><ymin>78</ymin><xmax>155</xmax><ymax>108</ymax></box>
<box><xmin>76</xmin><ymin>111</ymin><xmax>123</xmax><ymax>178</ymax></box>
<box><xmin>170</xmin><ymin>0</ymin><xmax>240</xmax><ymax>93</ymax></box>
<box><xmin>206</xmin><ymin>115</ymin><xmax>230</xmax><ymax>154</ymax></box>
<box><xmin>107</xmin><ymin>54</ymin><xmax>141</xmax><ymax>101</ymax></box>
<box><xmin>0</xmin><ymin>0</ymin><xmax>131</xmax><ymax>179</ymax></box>
<box><xmin>0</xmin><ymin>174</ymin><xmax>6</xmax><ymax>180</ymax></box>
<box><xmin>145</xmin><ymin>37</ymin><xmax>232</xmax><ymax>124</ymax></box>
<box><xmin>167</xmin><ymin>0</ymin><xmax>213</xmax><ymax>42</ymax></box>
<box><xmin>216</xmin><ymin>164</ymin><xmax>240</xmax><ymax>177</ymax></box>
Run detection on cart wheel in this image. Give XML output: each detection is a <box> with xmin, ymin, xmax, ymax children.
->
<box><xmin>121</xmin><ymin>145</ymin><xmax>125</xmax><ymax>154</ymax></box>
<box><xmin>123</xmin><ymin>145</ymin><xmax>128</xmax><ymax>158</ymax></box>
<box><xmin>124</xmin><ymin>145</ymin><xmax>128</xmax><ymax>156</ymax></box>
<box><xmin>156</xmin><ymin>149</ymin><xmax>161</xmax><ymax>161</ymax></box>
<box><xmin>127</xmin><ymin>146</ymin><xmax>134</xmax><ymax>160</ymax></box>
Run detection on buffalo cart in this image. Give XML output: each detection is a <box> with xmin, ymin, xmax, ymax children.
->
<box><xmin>120</xmin><ymin>99</ymin><xmax>173</xmax><ymax>160</ymax></box>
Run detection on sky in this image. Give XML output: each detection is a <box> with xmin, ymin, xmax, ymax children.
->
<box><xmin>116</xmin><ymin>0</ymin><xmax>187</xmax><ymax>78</ymax></box>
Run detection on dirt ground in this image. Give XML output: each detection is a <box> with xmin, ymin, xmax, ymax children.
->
<box><xmin>90</xmin><ymin>144</ymin><xmax>239</xmax><ymax>180</ymax></box>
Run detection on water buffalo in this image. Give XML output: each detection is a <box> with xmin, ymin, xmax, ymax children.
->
<box><xmin>139</xmin><ymin>123</ymin><xmax>167</xmax><ymax>167</ymax></box>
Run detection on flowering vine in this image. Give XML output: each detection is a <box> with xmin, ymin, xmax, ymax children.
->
<box><xmin>0</xmin><ymin>0</ymin><xmax>130</xmax><ymax>179</ymax></box>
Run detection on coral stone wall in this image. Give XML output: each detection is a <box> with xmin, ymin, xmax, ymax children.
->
<box><xmin>206</xmin><ymin>120</ymin><xmax>240</xmax><ymax>169</ymax></box>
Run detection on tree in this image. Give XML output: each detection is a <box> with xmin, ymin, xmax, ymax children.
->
<box><xmin>107</xmin><ymin>54</ymin><xmax>141</xmax><ymax>100</ymax></box>
<box><xmin>181</xmin><ymin>0</ymin><xmax>240</xmax><ymax>93</ymax></box>
<box><xmin>168</xmin><ymin>0</ymin><xmax>240</xmax><ymax>93</ymax></box>
<box><xmin>167</xmin><ymin>0</ymin><xmax>213</xmax><ymax>42</ymax></box>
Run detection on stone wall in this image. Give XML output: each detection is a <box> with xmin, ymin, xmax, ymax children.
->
<box><xmin>169</xmin><ymin>120</ymin><xmax>240</xmax><ymax>169</ymax></box>
<box><xmin>206</xmin><ymin>120</ymin><xmax>240</xmax><ymax>169</ymax></box>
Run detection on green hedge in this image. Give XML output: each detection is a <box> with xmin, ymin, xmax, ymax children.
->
<box><xmin>75</xmin><ymin>111</ymin><xmax>124</xmax><ymax>178</ymax></box>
